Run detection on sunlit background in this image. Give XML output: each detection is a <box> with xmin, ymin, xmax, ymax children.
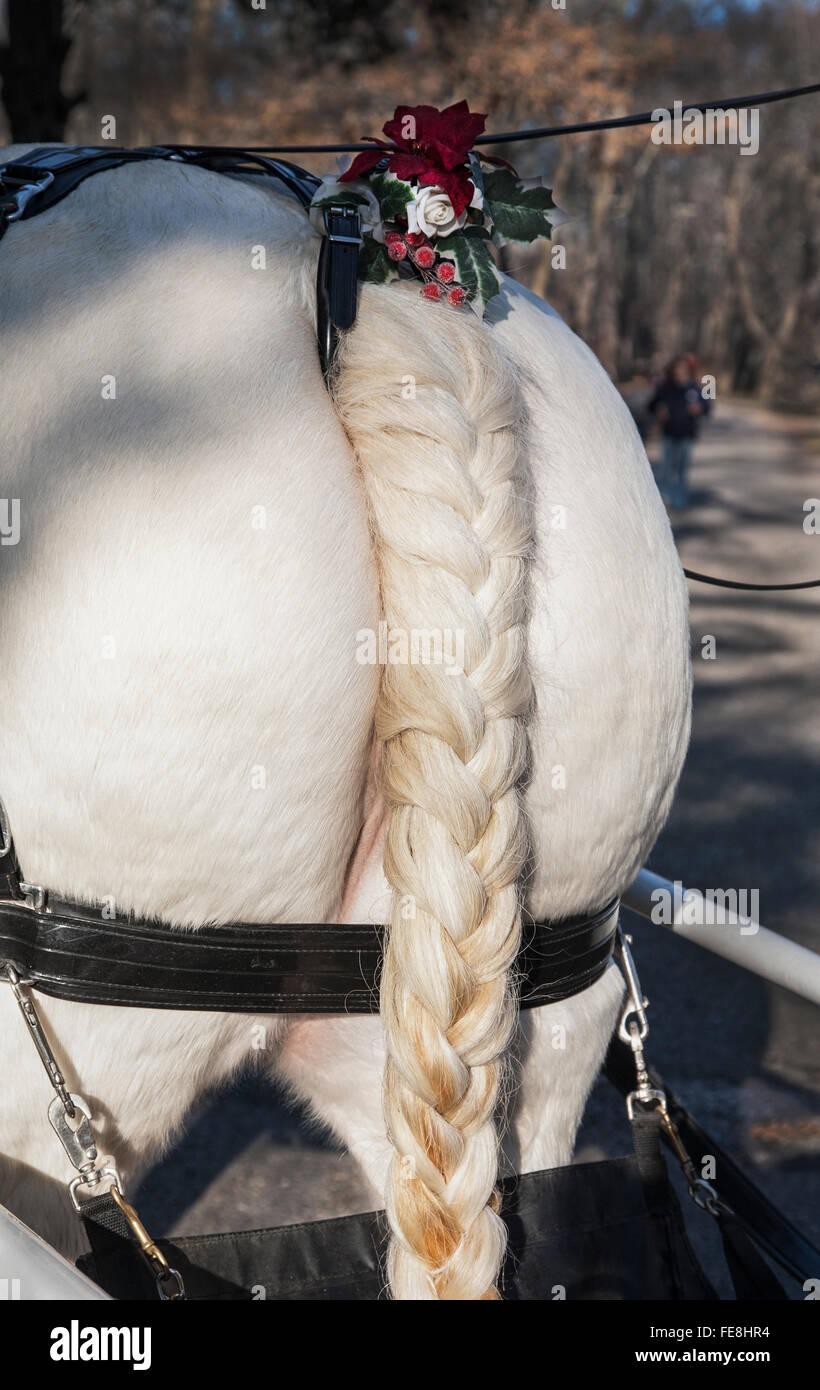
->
<box><xmin>1</xmin><ymin>0</ymin><xmax>819</xmax><ymax>403</ymax></box>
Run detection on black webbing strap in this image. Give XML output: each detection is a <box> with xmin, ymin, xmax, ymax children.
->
<box><xmin>626</xmin><ymin>1104</ymin><xmax>723</xmax><ymax>1299</ymax></box>
<box><xmin>605</xmin><ymin>1037</ymin><xmax>817</xmax><ymax>1293</ymax></box>
<box><xmin>81</xmin><ymin>1189</ymin><xmax>135</xmax><ymax>1248</ymax></box>
<box><xmin>716</xmin><ymin>1211</ymin><xmax>790</xmax><ymax>1301</ymax></box>
<box><xmin>629</xmin><ymin>1107</ymin><xmax>673</xmax><ymax>1220</ymax></box>
<box><xmin>81</xmin><ymin>1188</ymin><xmax>185</xmax><ymax>1300</ymax></box>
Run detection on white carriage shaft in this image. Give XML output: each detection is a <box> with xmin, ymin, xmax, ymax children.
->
<box><xmin>624</xmin><ymin>869</ymin><xmax>820</xmax><ymax>1007</ymax></box>
<box><xmin>0</xmin><ymin>1204</ymin><xmax>112</xmax><ymax>1300</ymax></box>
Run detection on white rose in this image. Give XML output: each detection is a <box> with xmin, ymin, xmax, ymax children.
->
<box><xmin>406</xmin><ymin>185</ymin><xmax>468</xmax><ymax>238</ymax></box>
<box><xmin>309</xmin><ymin>177</ymin><xmax>384</xmax><ymax>242</ymax></box>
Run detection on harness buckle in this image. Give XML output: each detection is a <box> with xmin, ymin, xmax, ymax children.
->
<box><xmin>19</xmin><ymin>881</ymin><xmax>46</xmax><ymax>910</ymax></box>
<box><xmin>0</xmin><ymin>166</ymin><xmax>55</xmax><ymax>220</ymax></box>
<box><xmin>324</xmin><ymin>202</ymin><xmax>364</xmax><ymax>245</ymax></box>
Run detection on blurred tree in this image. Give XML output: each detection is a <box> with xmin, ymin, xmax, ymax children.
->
<box><xmin>0</xmin><ymin>0</ymin><xmax>816</xmax><ymax>406</ymax></box>
<box><xmin>0</xmin><ymin>0</ymin><xmax>84</xmax><ymax>140</ymax></box>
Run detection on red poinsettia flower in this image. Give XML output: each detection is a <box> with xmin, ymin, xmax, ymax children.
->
<box><xmin>340</xmin><ymin>100</ymin><xmax>487</xmax><ymax>218</ymax></box>
<box><xmin>383</xmin><ymin>101</ymin><xmax>486</xmax><ymax>170</ymax></box>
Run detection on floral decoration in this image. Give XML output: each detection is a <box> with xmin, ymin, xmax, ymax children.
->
<box><xmin>309</xmin><ymin>100</ymin><xmax>558</xmax><ymax>314</ymax></box>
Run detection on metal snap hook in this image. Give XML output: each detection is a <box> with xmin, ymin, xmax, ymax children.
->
<box><xmin>615</xmin><ymin>927</ymin><xmax>649</xmax><ymax>1043</ymax></box>
<box><xmin>48</xmin><ymin>1094</ymin><xmax>98</xmax><ymax>1172</ymax></box>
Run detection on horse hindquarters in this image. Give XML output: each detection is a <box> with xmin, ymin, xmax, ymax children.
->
<box><xmin>0</xmin><ymin>157</ymin><xmax>379</xmax><ymax>1251</ymax></box>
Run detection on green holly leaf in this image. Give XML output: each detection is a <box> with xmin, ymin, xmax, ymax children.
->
<box><xmin>443</xmin><ymin>226</ymin><xmax>500</xmax><ymax>313</ymax></box>
<box><xmin>468</xmin><ymin>152</ymin><xmax>486</xmax><ymax>201</ymax></box>
<box><xmin>483</xmin><ymin>168</ymin><xmax>555</xmax><ymax>244</ymax></box>
<box><xmin>370</xmin><ymin>173</ymin><xmax>414</xmax><ymax>222</ymax></box>
<box><xmin>358</xmin><ymin>236</ymin><xmax>395</xmax><ymax>285</ymax></box>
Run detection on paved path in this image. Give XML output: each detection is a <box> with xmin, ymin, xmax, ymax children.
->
<box><xmin>136</xmin><ymin>399</ymin><xmax>820</xmax><ymax>1294</ymax></box>
<box><xmin>598</xmin><ymin>399</ymin><xmax>820</xmax><ymax>1292</ymax></box>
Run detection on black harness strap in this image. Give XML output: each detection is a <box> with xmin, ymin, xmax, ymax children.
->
<box><xmin>316</xmin><ymin>203</ymin><xmax>363</xmax><ymax>379</ymax></box>
<box><xmin>0</xmin><ymin>800</ymin><xmax>617</xmax><ymax>1013</ymax></box>
<box><xmin>0</xmin><ymin>887</ymin><xmax>619</xmax><ymax>1014</ymax></box>
<box><xmin>0</xmin><ymin>758</ymin><xmax>622</xmax><ymax>1015</ymax></box>
<box><xmin>604</xmin><ymin>1037</ymin><xmax>819</xmax><ymax>1291</ymax></box>
<box><xmin>0</xmin><ymin>143</ymin><xmax>321</xmax><ymax>221</ymax></box>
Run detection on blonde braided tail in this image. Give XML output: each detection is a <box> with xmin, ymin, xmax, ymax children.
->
<box><xmin>333</xmin><ymin>281</ymin><xmax>532</xmax><ymax>1300</ymax></box>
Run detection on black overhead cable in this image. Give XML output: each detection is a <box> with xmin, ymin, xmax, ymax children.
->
<box><xmin>681</xmin><ymin>569</ymin><xmax>820</xmax><ymax>592</ymax></box>
<box><xmin>472</xmin><ymin>81</ymin><xmax>820</xmax><ymax>144</ymax></box>
<box><xmin>198</xmin><ymin>81</ymin><xmax>820</xmax><ymax>154</ymax></box>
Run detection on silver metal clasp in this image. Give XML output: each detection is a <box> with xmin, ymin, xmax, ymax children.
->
<box><xmin>614</xmin><ymin>927</ymin><xmax>666</xmax><ymax>1114</ymax></box>
<box><xmin>48</xmin><ymin>1094</ymin><xmax>98</xmax><ymax>1174</ymax></box>
<box><xmin>614</xmin><ymin>925</ymin><xmax>724</xmax><ymax>1218</ymax></box>
<box><xmin>3</xmin><ymin>953</ymin><xmax>186</xmax><ymax>1298</ymax></box>
<box><xmin>624</xmin><ymin>1022</ymin><xmax>667</xmax><ymax>1118</ymax></box>
<box><xmin>616</xmin><ymin>927</ymin><xmax>649</xmax><ymax>1044</ymax></box>
<box><xmin>3</xmin><ymin>168</ymin><xmax>55</xmax><ymax>220</ymax></box>
<box><xmin>19</xmin><ymin>881</ymin><xmax>46</xmax><ymax>910</ymax></box>
<box><xmin>49</xmin><ymin>1094</ymin><xmax>121</xmax><ymax>1209</ymax></box>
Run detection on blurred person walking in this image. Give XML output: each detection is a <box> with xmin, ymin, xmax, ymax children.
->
<box><xmin>648</xmin><ymin>355</ymin><xmax>707</xmax><ymax>508</ymax></box>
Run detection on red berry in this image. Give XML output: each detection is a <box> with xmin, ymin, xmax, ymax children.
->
<box><xmin>405</xmin><ymin>231</ymin><xmax>427</xmax><ymax>247</ymax></box>
<box><xmin>422</xmin><ymin>282</ymin><xmax>443</xmax><ymax>300</ymax></box>
<box><xmin>384</xmin><ymin>230</ymin><xmax>403</xmax><ymax>244</ymax></box>
<box><xmin>436</xmin><ymin>260</ymin><xmax>456</xmax><ymax>283</ymax></box>
<box><xmin>447</xmin><ymin>287</ymin><xmax>466</xmax><ymax>307</ymax></box>
<box><xmin>387</xmin><ymin>241</ymin><xmax>408</xmax><ymax>261</ymax></box>
<box><xmin>412</xmin><ymin>245</ymin><xmax>436</xmax><ymax>269</ymax></box>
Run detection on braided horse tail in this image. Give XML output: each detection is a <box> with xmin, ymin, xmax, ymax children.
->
<box><xmin>333</xmin><ymin>281</ymin><xmax>532</xmax><ymax>1300</ymax></box>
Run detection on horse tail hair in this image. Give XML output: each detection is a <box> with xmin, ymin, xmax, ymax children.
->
<box><xmin>332</xmin><ymin>281</ymin><xmax>532</xmax><ymax>1300</ymax></box>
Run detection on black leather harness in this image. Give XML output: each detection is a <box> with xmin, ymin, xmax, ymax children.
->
<box><xmin>0</xmin><ymin>813</ymin><xmax>618</xmax><ymax>1013</ymax></box>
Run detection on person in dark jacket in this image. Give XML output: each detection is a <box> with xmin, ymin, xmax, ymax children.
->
<box><xmin>648</xmin><ymin>356</ymin><xmax>705</xmax><ymax>507</ymax></box>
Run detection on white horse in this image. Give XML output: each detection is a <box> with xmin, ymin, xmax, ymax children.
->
<box><xmin>0</xmin><ymin>149</ymin><xmax>690</xmax><ymax>1300</ymax></box>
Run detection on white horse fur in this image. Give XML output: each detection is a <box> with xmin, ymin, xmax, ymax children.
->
<box><xmin>0</xmin><ymin>150</ymin><xmax>691</xmax><ymax>1286</ymax></box>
